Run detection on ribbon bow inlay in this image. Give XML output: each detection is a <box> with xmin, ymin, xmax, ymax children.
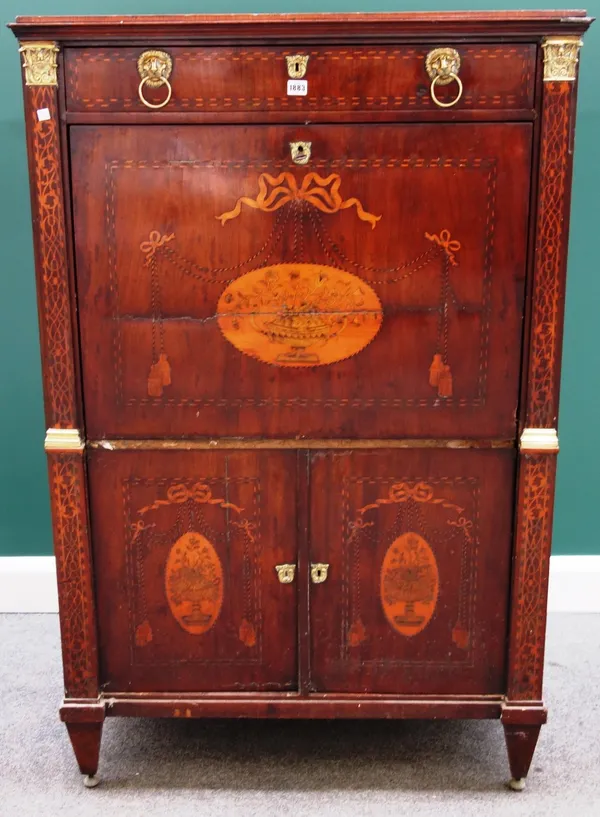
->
<box><xmin>424</xmin><ymin>229</ymin><xmax>461</xmax><ymax>266</ymax></box>
<box><xmin>140</xmin><ymin>230</ymin><xmax>175</xmax><ymax>262</ymax></box>
<box><xmin>166</xmin><ymin>482</ymin><xmax>242</xmax><ymax>512</ymax></box>
<box><xmin>216</xmin><ymin>172</ymin><xmax>382</xmax><ymax>230</ymax></box>
<box><xmin>358</xmin><ymin>481</ymin><xmax>435</xmax><ymax>514</ymax></box>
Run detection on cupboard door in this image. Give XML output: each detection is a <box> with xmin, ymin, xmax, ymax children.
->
<box><xmin>71</xmin><ymin>122</ymin><xmax>531</xmax><ymax>439</ymax></box>
<box><xmin>88</xmin><ymin>449</ymin><xmax>298</xmax><ymax>692</ymax></box>
<box><xmin>309</xmin><ymin>449</ymin><xmax>515</xmax><ymax>694</ymax></box>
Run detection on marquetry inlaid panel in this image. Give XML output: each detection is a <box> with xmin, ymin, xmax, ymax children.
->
<box><xmin>88</xmin><ymin>449</ymin><xmax>298</xmax><ymax>692</ymax></box>
<box><xmin>309</xmin><ymin>448</ymin><xmax>515</xmax><ymax>695</ymax></box>
<box><xmin>71</xmin><ymin>122</ymin><xmax>532</xmax><ymax>439</ymax></box>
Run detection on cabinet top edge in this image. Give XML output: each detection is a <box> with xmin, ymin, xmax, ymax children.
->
<box><xmin>8</xmin><ymin>11</ymin><xmax>594</xmax><ymax>42</ymax></box>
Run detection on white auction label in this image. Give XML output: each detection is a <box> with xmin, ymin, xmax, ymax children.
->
<box><xmin>287</xmin><ymin>79</ymin><xmax>308</xmax><ymax>96</ymax></box>
<box><xmin>36</xmin><ymin>108</ymin><xmax>51</xmax><ymax>122</ymax></box>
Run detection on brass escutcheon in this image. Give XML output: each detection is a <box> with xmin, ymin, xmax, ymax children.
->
<box><xmin>286</xmin><ymin>54</ymin><xmax>309</xmax><ymax>79</ymax></box>
<box><xmin>290</xmin><ymin>141</ymin><xmax>311</xmax><ymax>165</ymax></box>
<box><xmin>310</xmin><ymin>563</ymin><xmax>329</xmax><ymax>584</ymax></box>
<box><xmin>275</xmin><ymin>564</ymin><xmax>296</xmax><ymax>584</ymax></box>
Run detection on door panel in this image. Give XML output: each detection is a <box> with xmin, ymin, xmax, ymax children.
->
<box><xmin>309</xmin><ymin>448</ymin><xmax>514</xmax><ymax>694</ymax></box>
<box><xmin>88</xmin><ymin>449</ymin><xmax>298</xmax><ymax>692</ymax></box>
<box><xmin>71</xmin><ymin>123</ymin><xmax>531</xmax><ymax>439</ymax></box>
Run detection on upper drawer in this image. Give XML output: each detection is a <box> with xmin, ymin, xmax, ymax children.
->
<box><xmin>64</xmin><ymin>44</ymin><xmax>536</xmax><ymax>114</ymax></box>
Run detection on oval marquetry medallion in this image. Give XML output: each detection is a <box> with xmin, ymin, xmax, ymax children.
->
<box><xmin>165</xmin><ymin>532</ymin><xmax>224</xmax><ymax>635</ymax></box>
<box><xmin>217</xmin><ymin>263</ymin><xmax>383</xmax><ymax>367</ymax></box>
<box><xmin>380</xmin><ymin>532</ymin><xmax>439</xmax><ymax>637</ymax></box>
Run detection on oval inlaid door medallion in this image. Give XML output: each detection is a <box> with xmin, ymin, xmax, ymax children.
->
<box><xmin>380</xmin><ymin>532</ymin><xmax>439</xmax><ymax>637</ymax></box>
<box><xmin>165</xmin><ymin>532</ymin><xmax>224</xmax><ymax>635</ymax></box>
<box><xmin>217</xmin><ymin>263</ymin><xmax>383</xmax><ymax>367</ymax></box>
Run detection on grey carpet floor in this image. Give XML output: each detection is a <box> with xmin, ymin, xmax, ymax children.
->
<box><xmin>0</xmin><ymin>614</ymin><xmax>599</xmax><ymax>817</ymax></box>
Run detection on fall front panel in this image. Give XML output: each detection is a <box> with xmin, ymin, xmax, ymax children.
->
<box><xmin>87</xmin><ymin>449</ymin><xmax>298</xmax><ymax>692</ymax></box>
<box><xmin>71</xmin><ymin>123</ymin><xmax>531</xmax><ymax>438</ymax></box>
<box><xmin>309</xmin><ymin>448</ymin><xmax>514</xmax><ymax>694</ymax></box>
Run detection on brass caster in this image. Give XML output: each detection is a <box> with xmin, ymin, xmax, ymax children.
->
<box><xmin>83</xmin><ymin>775</ymin><xmax>100</xmax><ymax>788</ymax></box>
<box><xmin>508</xmin><ymin>778</ymin><xmax>526</xmax><ymax>792</ymax></box>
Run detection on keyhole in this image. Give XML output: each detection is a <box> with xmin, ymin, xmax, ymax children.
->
<box><xmin>297</xmin><ymin>145</ymin><xmax>304</xmax><ymax>154</ymax></box>
<box><xmin>295</xmin><ymin>61</ymin><xmax>300</xmax><ymax>73</ymax></box>
<box><xmin>312</xmin><ymin>565</ymin><xmax>328</xmax><ymax>583</ymax></box>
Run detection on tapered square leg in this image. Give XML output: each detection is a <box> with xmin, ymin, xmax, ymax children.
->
<box><xmin>503</xmin><ymin>723</ymin><xmax>542</xmax><ymax>790</ymax></box>
<box><xmin>61</xmin><ymin>703</ymin><xmax>105</xmax><ymax>786</ymax></box>
<box><xmin>65</xmin><ymin>721</ymin><xmax>103</xmax><ymax>784</ymax></box>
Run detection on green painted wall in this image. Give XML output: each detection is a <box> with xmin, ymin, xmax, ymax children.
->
<box><xmin>1</xmin><ymin>2</ymin><xmax>598</xmax><ymax>556</ymax></box>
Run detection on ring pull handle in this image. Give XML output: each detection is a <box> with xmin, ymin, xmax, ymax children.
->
<box><xmin>138</xmin><ymin>76</ymin><xmax>172</xmax><ymax>110</ymax></box>
<box><xmin>137</xmin><ymin>49</ymin><xmax>173</xmax><ymax>110</ymax></box>
<box><xmin>275</xmin><ymin>564</ymin><xmax>296</xmax><ymax>584</ymax></box>
<box><xmin>429</xmin><ymin>73</ymin><xmax>463</xmax><ymax>109</ymax></box>
<box><xmin>310</xmin><ymin>563</ymin><xmax>329</xmax><ymax>584</ymax></box>
<box><xmin>425</xmin><ymin>47</ymin><xmax>463</xmax><ymax>109</ymax></box>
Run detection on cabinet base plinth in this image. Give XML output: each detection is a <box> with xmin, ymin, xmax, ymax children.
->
<box><xmin>59</xmin><ymin>694</ymin><xmax>548</xmax><ymax>722</ymax></box>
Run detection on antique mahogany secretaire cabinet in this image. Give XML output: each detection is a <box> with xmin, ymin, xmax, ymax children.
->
<box><xmin>10</xmin><ymin>10</ymin><xmax>592</xmax><ymax>790</ymax></box>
